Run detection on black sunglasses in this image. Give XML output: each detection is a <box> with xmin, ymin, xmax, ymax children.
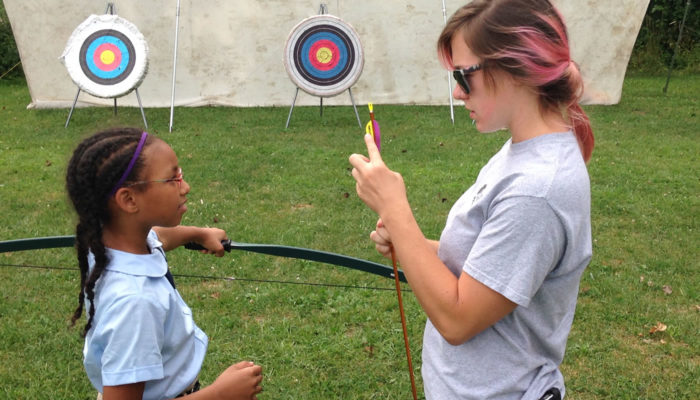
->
<box><xmin>452</xmin><ymin>64</ymin><xmax>483</xmax><ymax>94</ymax></box>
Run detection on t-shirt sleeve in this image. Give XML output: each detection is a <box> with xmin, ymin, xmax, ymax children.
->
<box><xmin>93</xmin><ymin>293</ymin><xmax>167</xmax><ymax>386</ymax></box>
<box><xmin>464</xmin><ymin>196</ymin><xmax>565</xmax><ymax>307</ymax></box>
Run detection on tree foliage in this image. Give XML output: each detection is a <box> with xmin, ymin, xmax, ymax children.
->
<box><xmin>0</xmin><ymin>1</ymin><xmax>22</xmax><ymax>78</ymax></box>
<box><xmin>629</xmin><ymin>0</ymin><xmax>699</xmax><ymax>73</ymax></box>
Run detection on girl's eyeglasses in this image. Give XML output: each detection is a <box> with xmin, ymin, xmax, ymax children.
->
<box><xmin>124</xmin><ymin>168</ymin><xmax>184</xmax><ymax>188</ymax></box>
<box><xmin>453</xmin><ymin>64</ymin><xmax>482</xmax><ymax>94</ymax></box>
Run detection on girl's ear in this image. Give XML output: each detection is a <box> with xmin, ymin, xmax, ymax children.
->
<box><xmin>112</xmin><ymin>187</ymin><xmax>140</xmax><ymax>214</ymax></box>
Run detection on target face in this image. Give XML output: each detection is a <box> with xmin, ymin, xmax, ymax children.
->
<box><xmin>61</xmin><ymin>14</ymin><xmax>148</xmax><ymax>99</ymax></box>
<box><xmin>284</xmin><ymin>15</ymin><xmax>364</xmax><ymax>97</ymax></box>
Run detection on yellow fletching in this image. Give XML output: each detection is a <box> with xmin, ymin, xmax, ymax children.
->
<box><xmin>365</xmin><ymin>120</ymin><xmax>375</xmax><ymax>137</ymax></box>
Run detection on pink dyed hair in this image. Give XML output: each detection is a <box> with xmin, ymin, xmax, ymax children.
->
<box><xmin>438</xmin><ymin>0</ymin><xmax>594</xmax><ymax>162</ymax></box>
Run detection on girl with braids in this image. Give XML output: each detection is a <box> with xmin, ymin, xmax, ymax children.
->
<box><xmin>66</xmin><ymin>127</ymin><xmax>263</xmax><ymax>400</ymax></box>
<box><xmin>349</xmin><ymin>1</ymin><xmax>593</xmax><ymax>399</ymax></box>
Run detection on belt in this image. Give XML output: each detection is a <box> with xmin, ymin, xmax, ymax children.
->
<box><xmin>176</xmin><ymin>379</ymin><xmax>201</xmax><ymax>397</ymax></box>
<box><xmin>96</xmin><ymin>379</ymin><xmax>200</xmax><ymax>400</ymax></box>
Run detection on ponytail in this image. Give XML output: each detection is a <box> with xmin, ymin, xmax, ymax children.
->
<box><xmin>565</xmin><ymin>61</ymin><xmax>594</xmax><ymax>162</ymax></box>
<box><xmin>569</xmin><ymin>102</ymin><xmax>594</xmax><ymax>162</ymax></box>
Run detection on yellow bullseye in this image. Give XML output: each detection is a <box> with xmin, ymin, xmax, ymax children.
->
<box><xmin>316</xmin><ymin>47</ymin><xmax>332</xmax><ymax>64</ymax></box>
<box><xmin>100</xmin><ymin>50</ymin><xmax>116</xmax><ymax>65</ymax></box>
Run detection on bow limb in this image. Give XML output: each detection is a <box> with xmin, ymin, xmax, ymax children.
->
<box><xmin>0</xmin><ymin>235</ymin><xmax>76</xmax><ymax>252</ymax></box>
<box><xmin>0</xmin><ymin>236</ymin><xmax>406</xmax><ymax>282</ymax></box>
<box><xmin>187</xmin><ymin>240</ymin><xmax>406</xmax><ymax>282</ymax></box>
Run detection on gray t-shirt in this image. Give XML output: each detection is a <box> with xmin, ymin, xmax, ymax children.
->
<box><xmin>422</xmin><ymin>132</ymin><xmax>592</xmax><ymax>399</ymax></box>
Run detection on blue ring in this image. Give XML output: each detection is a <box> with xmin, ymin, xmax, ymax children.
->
<box><xmin>299</xmin><ymin>32</ymin><xmax>348</xmax><ymax>79</ymax></box>
<box><xmin>85</xmin><ymin>35</ymin><xmax>131</xmax><ymax>79</ymax></box>
<box><xmin>79</xmin><ymin>29</ymin><xmax>136</xmax><ymax>85</ymax></box>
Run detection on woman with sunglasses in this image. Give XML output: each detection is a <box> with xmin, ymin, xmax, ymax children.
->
<box><xmin>67</xmin><ymin>127</ymin><xmax>263</xmax><ymax>399</ymax></box>
<box><xmin>349</xmin><ymin>0</ymin><xmax>594</xmax><ymax>398</ymax></box>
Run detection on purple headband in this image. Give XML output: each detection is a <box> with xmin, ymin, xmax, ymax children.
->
<box><xmin>109</xmin><ymin>131</ymin><xmax>149</xmax><ymax>197</ymax></box>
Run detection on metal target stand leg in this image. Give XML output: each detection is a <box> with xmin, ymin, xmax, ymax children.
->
<box><xmin>442</xmin><ymin>0</ymin><xmax>455</xmax><ymax>124</ymax></box>
<box><xmin>64</xmin><ymin>88</ymin><xmax>148</xmax><ymax>129</ymax></box>
<box><xmin>285</xmin><ymin>87</ymin><xmax>300</xmax><ymax>129</ymax></box>
<box><xmin>65</xmin><ymin>88</ymin><xmax>82</xmax><ymax>128</ymax></box>
<box><xmin>347</xmin><ymin>87</ymin><xmax>362</xmax><ymax>128</ymax></box>
<box><xmin>284</xmin><ymin>87</ymin><xmax>361</xmax><ymax>129</ymax></box>
<box><xmin>134</xmin><ymin>89</ymin><xmax>148</xmax><ymax>129</ymax></box>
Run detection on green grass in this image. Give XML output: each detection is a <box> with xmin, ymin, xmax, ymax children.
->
<box><xmin>0</xmin><ymin>74</ymin><xmax>698</xmax><ymax>399</ymax></box>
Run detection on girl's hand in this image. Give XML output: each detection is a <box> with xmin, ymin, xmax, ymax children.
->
<box><xmin>196</xmin><ymin>227</ymin><xmax>228</xmax><ymax>257</ymax></box>
<box><xmin>155</xmin><ymin>226</ymin><xmax>227</xmax><ymax>256</ymax></box>
<box><xmin>370</xmin><ymin>219</ymin><xmax>393</xmax><ymax>259</ymax></box>
<box><xmin>349</xmin><ymin>134</ymin><xmax>408</xmax><ymax>219</ymax></box>
<box><xmin>207</xmin><ymin>361</ymin><xmax>263</xmax><ymax>400</ymax></box>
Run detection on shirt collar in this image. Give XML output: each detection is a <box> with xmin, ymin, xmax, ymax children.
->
<box><xmin>97</xmin><ymin>232</ymin><xmax>168</xmax><ymax>278</ymax></box>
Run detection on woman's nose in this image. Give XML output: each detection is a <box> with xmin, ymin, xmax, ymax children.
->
<box><xmin>453</xmin><ymin>84</ymin><xmax>468</xmax><ymax>100</ymax></box>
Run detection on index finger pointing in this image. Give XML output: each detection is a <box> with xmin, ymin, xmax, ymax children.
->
<box><xmin>364</xmin><ymin>134</ymin><xmax>382</xmax><ymax>161</ymax></box>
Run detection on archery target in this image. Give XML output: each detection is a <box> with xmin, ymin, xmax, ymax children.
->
<box><xmin>61</xmin><ymin>14</ymin><xmax>148</xmax><ymax>99</ymax></box>
<box><xmin>284</xmin><ymin>14</ymin><xmax>364</xmax><ymax>97</ymax></box>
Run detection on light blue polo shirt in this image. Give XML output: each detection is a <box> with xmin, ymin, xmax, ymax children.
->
<box><xmin>83</xmin><ymin>230</ymin><xmax>208</xmax><ymax>400</ymax></box>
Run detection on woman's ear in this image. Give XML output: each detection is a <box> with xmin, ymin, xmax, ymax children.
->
<box><xmin>112</xmin><ymin>187</ymin><xmax>140</xmax><ymax>214</ymax></box>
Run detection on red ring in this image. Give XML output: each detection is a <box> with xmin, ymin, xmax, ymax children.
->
<box><xmin>93</xmin><ymin>42</ymin><xmax>122</xmax><ymax>71</ymax></box>
<box><xmin>308</xmin><ymin>39</ymin><xmax>340</xmax><ymax>71</ymax></box>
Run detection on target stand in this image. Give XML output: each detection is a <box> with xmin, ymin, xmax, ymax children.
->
<box><xmin>60</xmin><ymin>3</ymin><xmax>149</xmax><ymax>128</ymax></box>
<box><xmin>284</xmin><ymin>5</ymin><xmax>364</xmax><ymax>128</ymax></box>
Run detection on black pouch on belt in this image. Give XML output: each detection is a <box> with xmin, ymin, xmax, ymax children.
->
<box><xmin>175</xmin><ymin>380</ymin><xmax>200</xmax><ymax>397</ymax></box>
<box><xmin>538</xmin><ymin>388</ymin><xmax>561</xmax><ymax>400</ymax></box>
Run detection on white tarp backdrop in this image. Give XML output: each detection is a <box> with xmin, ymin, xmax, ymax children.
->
<box><xmin>5</xmin><ymin>0</ymin><xmax>649</xmax><ymax>109</ymax></box>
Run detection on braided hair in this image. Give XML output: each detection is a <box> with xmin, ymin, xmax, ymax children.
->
<box><xmin>65</xmin><ymin>127</ymin><xmax>151</xmax><ymax>336</ymax></box>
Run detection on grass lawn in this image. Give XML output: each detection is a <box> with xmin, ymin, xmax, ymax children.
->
<box><xmin>0</xmin><ymin>73</ymin><xmax>698</xmax><ymax>399</ymax></box>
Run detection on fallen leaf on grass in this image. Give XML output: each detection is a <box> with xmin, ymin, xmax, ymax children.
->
<box><xmin>649</xmin><ymin>322</ymin><xmax>667</xmax><ymax>334</ymax></box>
<box><xmin>642</xmin><ymin>338</ymin><xmax>667</xmax><ymax>345</ymax></box>
<box><xmin>662</xmin><ymin>285</ymin><xmax>672</xmax><ymax>295</ymax></box>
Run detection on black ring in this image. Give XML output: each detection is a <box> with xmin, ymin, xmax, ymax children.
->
<box><xmin>79</xmin><ymin>29</ymin><xmax>136</xmax><ymax>85</ymax></box>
